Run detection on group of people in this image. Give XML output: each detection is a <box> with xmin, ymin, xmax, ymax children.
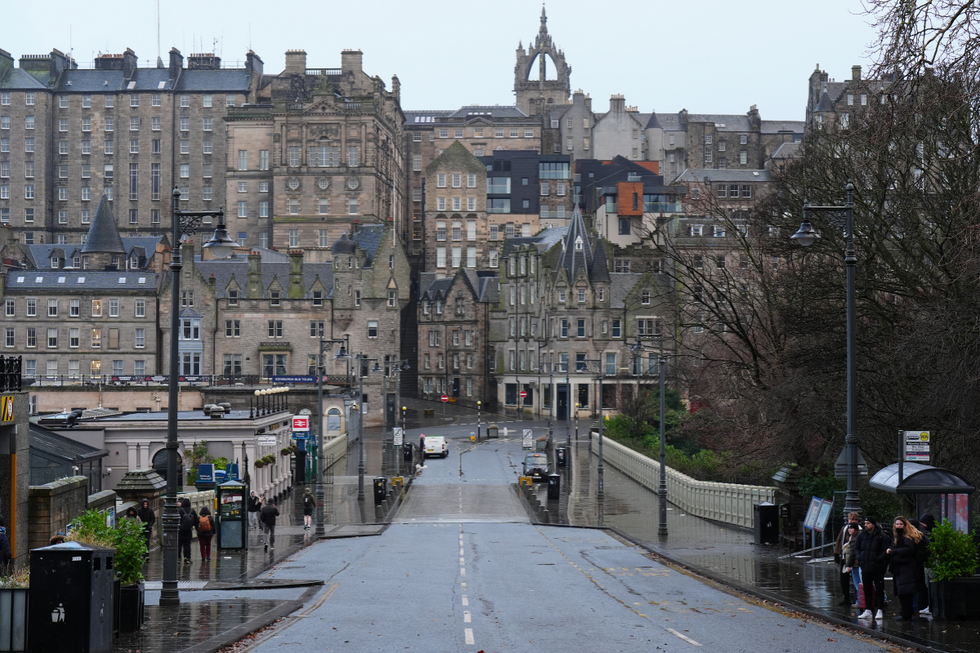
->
<box><xmin>177</xmin><ymin>498</ymin><xmax>216</xmax><ymax>563</ymax></box>
<box><xmin>834</xmin><ymin>512</ymin><xmax>936</xmax><ymax>621</ymax></box>
<box><xmin>247</xmin><ymin>490</ymin><xmax>281</xmax><ymax>550</ymax></box>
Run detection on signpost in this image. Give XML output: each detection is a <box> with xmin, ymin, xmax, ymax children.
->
<box><xmin>292</xmin><ymin>416</ymin><xmax>310</xmax><ymax>440</ymax></box>
<box><xmin>256</xmin><ymin>435</ymin><xmax>277</xmax><ymax>447</ymax></box>
<box><xmin>393</xmin><ymin>427</ymin><xmax>404</xmax><ymax>446</ymax></box>
<box><xmin>903</xmin><ymin>430</ymin><xmax>931</xmax><ymax>463</ymax></box>
<box><xmin>441</xmin><ymin>395</ymin><xmax>449</xmax><ymax>403</ymax></box>
<box><xmin>522</xmin><ymin>428</ymin><xmax>533</xmax><ymax>449</ymax></box>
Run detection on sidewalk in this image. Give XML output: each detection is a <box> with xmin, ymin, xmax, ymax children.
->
<box><xmin>543</xmin><ymin>436</ymin><xmax>980</xmax><ymax>653</ymax></box>
<box><xmin>112</xmin><ymin>437</ymin><xmax>388</xmax><ymax>653</ymax></box>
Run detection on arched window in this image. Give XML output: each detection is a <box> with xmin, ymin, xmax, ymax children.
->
<box><xmin>327</xmin><ymin>408</ymin><xmax>342</xmax><ymax>432</ymax></box>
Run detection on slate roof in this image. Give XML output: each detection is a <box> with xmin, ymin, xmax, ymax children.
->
<box><xmin>129</xmin><ymin>68</ymin><xmax>174</xmax><ymax>92</ymax></box>
<box><xmin>609</xmin><ymin>273</ymin><xmax>641</xmax><ymax>309</ymax></box>
<box><xmin>175</xmin><ymin>69</ymin><xmax>250</xmax><ymax>92</ymax></box>
<box><xmin>644</xmin><ymin>113</ymin><xmax>662</xmax><ymax>129</ymax></box>
<box><xmin>656</xmin><ymin>113</ymin><xmax>686</xmax><ymax>131</ymax></box>
<box><xmin>760</xmin><ymin>120</ymin><xmax>804</xmax><ymax>134</ymax></box>
<box><xmin>194</xmin><ymin>257</ymin><xmax>333</xmax><ymax>300</ymax></box>
<box><xmin>814</xmin><ymin>87</ymin><xmax>836</xmax><ymax>112</ymax></box>
<box><xmin>81</xmin><ymin>196</ymin><xmax>126</xmax><ymax>255</ymax></box>
<box><xmin>54</xmin><ymin>69</ymin><xmax>126</xmax><ymax>92</ymax></box>
<box><xmin>24</xmin><ymin>236</ymin><xmax>163</xmax><ymax>270</ymax></box>
<box><xmin>331</xmin><ymin>232</ymin><xmax>356</xmax><ymax>254</ymax></box>
<box><xmin>770</xmin><ymin>141</ymin><xmax>802</xmax><ymax>159</ymax></box>
<box><xmin>420</xmin><ymin>276</ymin><xmax>452</xmax><ymax>301</ymax></box>
<box><xmin>686</xmin><ymin>114</ymin><xmax>752</xmax><ymax>131</ymax></box>
<box><xmin>674</xmin><ymin>168</ymin><xmax>772</xmax><ymax>183</ymax></box>
<box><xmin>30</xmin><ymin>423</ymin><xmax>108</xmax><ymax>462</ymax></box>
<box><xmin>351</xmin><ymin>225</ymin><xmax>385</xmax><ymax>267</ymax></box>
<box><xmin>5</xmin><ymin>270</ymin><xmax>160</xmax><ymax>291</ymax></box>
<box><xmin>404</xmin><ymin>110</ymin><xmax>454</xmax><ymax>126</ymax></box>
<box><xmin>448</xmin><ymin>105</ymin><xmax>529</xmax><ymax>119</ymax></box>
<box><xmin>0</xmin><ymin>68</ymin><xmax>47</xmax><ymax>89</ymax></box>
<box><xmin>476</xmin><ymin>272</ymin><xmax>499</xmax><ymax>303</ymax></box>
<box><xmin>557</xmin><ymin>206</ymin><xmax>595</xmax><ymax>282</ymax></box>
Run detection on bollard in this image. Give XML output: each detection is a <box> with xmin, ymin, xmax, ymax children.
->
<box><xmin>547</xmin><ymin>473</ymin><xmax>560</xmax><ymax>500</ymax></box>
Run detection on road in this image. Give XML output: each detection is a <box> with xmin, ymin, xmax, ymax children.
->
<box><xmin>246</xmin><ymin>423</ymin><xmax>900</xmax><ymax>652</ymax></box>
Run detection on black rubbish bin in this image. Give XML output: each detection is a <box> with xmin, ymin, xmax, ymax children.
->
<box><xmin>29</xmin><ymin>541</ymin><xmax>115</xmax><ymax>653</ymax></box>
<box><xmin>547</xmin><ymin>473</ymin><xmax>561</xmax><ymax>500</ymax></box>
<box><xmin>373</xmin><ymin>477</ymin><xmax>387</xmax><ymax>506</ymax></box>
<box><xmin>556</xmin><ymin>448</ymin><xmax>567</xmax><ymax>467</ymax></box>
<box><xmin>754</xmin><ymin>502</ymin><xmax>779</xmax><ymax>544</ymax></box>
<box><xmin>403</xmin><ymin>442</ymin><xmax>414</xmax><ymax>461</ymax></box>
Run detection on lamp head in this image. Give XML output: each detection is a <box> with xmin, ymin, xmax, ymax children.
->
<box><xmin>791</xmin><ymin>218</ymin><xmax>819</xmax><ymax>247</ymax></box>
<box><xmin>202</xmin><ymin>219</ymin><xmax>237</xmax><ymax>259</ymax></box>
<box><xmin>371</xmin><ymin>361</ymin><xmax>382</xmax><ymax>373</ymax></box>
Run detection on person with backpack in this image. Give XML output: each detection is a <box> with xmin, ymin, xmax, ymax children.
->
<box><xmin>302</xmin><ymin>487</ymin><xmax>315</xmax><ymax>530</ymax></box>
<box><xmin>0</xmin><ymin>515</ymin><xmax>12</xmax><ymax>574</ymax></box>
<box><xmin>196</xmin><ymin>506</ymin><xmax>215</xmax><ymax>561</ymax></box>
<box><xmin>260</xmin><ymin>498</ymin><xmax>279</xmax><ymax>551</ymax></box>
<box><xmin>855</xmin><ymin>516</ymin><xmax>890</xmax><ymax>620</ymax></box>
<box><xmin>178</xmin><ymin>498</ymin><xmax>197</xmax><ymax>564</ymax></box>
<box><xmin>887</xmin><ymin>515</ymin><xmax>926</xmax><ymax>620</ymax></box>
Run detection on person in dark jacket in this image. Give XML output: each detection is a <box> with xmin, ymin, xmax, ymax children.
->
<box><xmin>888</xmin><ymin>516</ymin><xmax>926</xmax><ymax>620</ymax></box>
<box><xmin>247</xmin><ymin>491</ymin><xmax>262</xmax><ymax>531</ymax></box>
<box><xmin>302</xmin><ymin>487</ymin><xmax>315</xmax><ymax>530</ymax></box>
<box><xmin>178</xmin><ymin>498</ymin><xmax>197</xmax><ymax>564</ymax></box>
<box><xmin>855</xmin><ymin>516</ymin><xmax>889</xmax><ymax>620</ymax></box>
<box><xmin>260</xmin><ymin>499</ymin><xmax>279</xmax><ymax>551</ymax></box>
<box><xmin>834</xmin><ymin>512</ymin><xmax>861</xmax><ymax>605</ymax></box>
<box><xmin>196</xmin><ymin>506</ymin><xmax>214</xmax><ymax>561</ymax></box>
<box><xmin>136</xmin><ymin>498</ymin><xmax>156</xmax><ymax>552</ymax></box>
<box><xmin>917</xmin><ymin>513</ymin><xmax>936</xmax><ymax>615</ymax></box>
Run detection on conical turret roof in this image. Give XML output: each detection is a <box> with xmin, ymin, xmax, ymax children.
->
<box><xmin>80</xmin><ymin>195</ymin><xmax>126</xmax><ymax>255</ymax></box>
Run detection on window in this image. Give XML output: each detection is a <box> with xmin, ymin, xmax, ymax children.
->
<box><xmin>226</xmin><ymin>320</ymin><xmax>241</xmax><ymax>337</ymax></box>
<box><xmin>713</xmin><ymin>225</ymin><xmax>726</xmax><ymax>238</ymax></box>
<box><xmin>348</xmin><ymin>198</ymin><xmax>358</xmax><ymax>215</ymax></box>
<box><xmin>741</xmin><ymin>185</ymin><xmax>752</xmax><ymax>198</ymax></box>
<box><xmin>577</xmin><ymin>319</ymin><xmax>586</xmax><ymax>338</ymax></box>
<box><xmin>560</xmin><ymin>318</ymin><xmax>569</xmax><ymax>338</ymax></box>
<box><xmin>412</xmin><ymin>153</ymin><xmax>422</xmax><ymax>171</ymax></box>
<box><xmin>134</xmin><ymin>328</ymin><xmax>145</xmax><ymax>348</ymax></box>
<box><xmin>66</xmin><ymin>327</ymin><xmax>79</xmax><ymax>347</ymax></box>
<box><xmin>238</xmin><ymin>201</ymin><xmax>248</xmax><ymax>218</ymax></box>
<box><xmin>388</xmin><ymin>289</ymin><xmax>398</xmax><ymax>307</ymax></box>
<box><xmin>91</xmin><ymin>328</ymin><xmax>101</xmax><ymax>348</ymax></box>
<box><xmin>267</xmin><ymin>320</ymin><xmax>283</xmax><ymax>337</ymax></box>
<box><xmin>348</xmin><ymin>145</ymin><xmax>360</xmax><ymax>167</ymax></box>
<box><xmin>109</xmin><ymin>299</ymin><xmax>120</xmax><ymax>317</ymax></box>
<box><xmin>27</xmin><ymin>329</ymin><xmax>36</xmax><ymax>348</ymax></box>
<box><xmin>130</xmin><ymin>116</ymin><xmax>140</xmax><ymax>131</ymax></box>
<box><xmin>47</xmin><ymin>328</ymin><xmax>58</xmax><ymax>348</ymax></box>
<box><xmin>48</xmin><ymin>299</ymin><xmax>59</xmax><ymax>317</ymax></box>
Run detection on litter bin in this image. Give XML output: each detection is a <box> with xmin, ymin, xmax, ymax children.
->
<box><xmin>556</xmin><ymin>447</ymin><xmax>567</xmax><ymax>467</ymax></box>
<box><xmin>487</xmin><ymin>424</ymin><xmax>498</xmax><ymax>439</ymax></box>
<box><xmin>754</xmin><ymin>502</ymin><xmax>779</xmax><ymax>544</ymax></box>
<box><xmin>547</xmin><ymin>474</ymin><xmax>561</xmax><ymax>500</ymax></box>
<box><xmin>373</xmin><ymin>477</ymin><xmax>387</xmax><ymax>505</ymax></box>
<box><xmin>29</xmin><ymin>541</ymin><xmax>115</xmax><ymax>653</ymax></box>
<box><xmin>403</xmin><ymin>442</ymin><xmax>414</xmax><ymax>461</ymax></box>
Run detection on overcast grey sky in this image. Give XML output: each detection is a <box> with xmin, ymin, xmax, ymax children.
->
<box><xmin>5</xmin><ymin>0</ymin><xmax>879</xmax><ymax>121</ymax></box>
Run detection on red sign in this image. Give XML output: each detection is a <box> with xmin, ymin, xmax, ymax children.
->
<box><xmin>441</xmin><ymin>395</ymin><xmax>449</xmax><ymax>403</ymax></box>
<box><xmin>519</xmin><ymin>390</ymin><xmax>528</xmax><ymax>398</ymax></box>
<box><xmin>292</xmin><ymin>416</ymin><xmax>310</xmax><ymax>431</ymax></box>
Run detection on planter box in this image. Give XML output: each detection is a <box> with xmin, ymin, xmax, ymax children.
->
<box><xmin>117</xmin><ymin>583</ymin><xmax>145</xmax><ymax>633</ymax></box>
<box><xmin>930</xmin><ymin>576</ymin><xmax>980</xmax><ymax>620</ymax></box>
<box><xmin>0</xmin><ymin>588</ymin><xmax>28</xmax><ymax>652</ymax></box>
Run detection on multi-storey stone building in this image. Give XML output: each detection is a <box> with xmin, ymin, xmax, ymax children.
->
<box><xmin>0</xmin><ymin>196</ymin><xmax>164</xmax><ymax>380</ymax></box>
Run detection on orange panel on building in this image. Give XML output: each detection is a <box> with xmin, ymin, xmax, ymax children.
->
<box><xmin>617</xmin><ymin>182</ymin><xmax>645</xmax><ymax>216</ymax></box>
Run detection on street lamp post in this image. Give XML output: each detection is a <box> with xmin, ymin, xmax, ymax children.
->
<box><xmin>162</xmin><ymin>187</ymin><xmax>236</xmax><ymax>606</ymax></box>
<box><xmin>791</xmin><ymin>183</ymin><xmax>861</xmax><ymax>518</ymax></box>
<box><xmin>631</xmin><ymin>337</ymin><xmax>669</xmax><ymax>537</ymax></box>
<box><xmin>352</xmin><ymin>354</ymin><xmax>382</xmax><ymax>501</ymax></box>
<box><xmin>314</xmin><ymin>337</ymin><xmax>348</xmax><ymax>537</ymax></box>
<box><xmin>581</xmin><ymin>359</ymin><xmax>605</xmax><ymax>503</ymax></box>
<box><xmin>477</xmin><ymin>400</ymin><xmax>482</xmax><ymax>440</ymax></box>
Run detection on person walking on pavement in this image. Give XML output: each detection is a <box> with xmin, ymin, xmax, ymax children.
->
<box><xmin>178</xmin><ymin>498</ymin><xmax>197</xmax><ymax>564</ymax></box>
<box><xmin>247</xmin><ymin>491</ymin><xmax>262</xmax><ymax>531</ymax></box>
<box><xmin>302</xmin><ymin>487</ymin><xmax>315</xmax><ymax>530</ymax></box>
<box><xmin>196</xmin><ymin>506</ymin><xmax>215</xmax><ymax>561</ymax></box>
<box><xmin>856</xmin><ymin>516</ymin><xmax>890</xmax><ymax>620</ymax></box>
<box><xmin>887</xmin><ymin>516</ymin><xmax>926</xmax><ymax>621</ymax></box>
<box><xmin>834</xmin><ymin>512</ymin><xmax>861</xmax><ymax>606</ymax></box>
<box><xmin>260</xmin><ymin>498</ymin><xmax>279</xmax><ymax>550</ymax></box>
<box><xmin>136</xmin><ymin>498</ymin><xmax>155</xmax><ymax>553</ymax></box>
<box><xmin>842</xmin><ymin>523</ymin><xmax>862</xmax><ymax>607</ymax></box>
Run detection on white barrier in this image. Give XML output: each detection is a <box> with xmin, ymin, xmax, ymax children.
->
<box><xmin>591</xmin><ymin>435</ymin><xmax>776</xmax><ymax>529</ymax></box>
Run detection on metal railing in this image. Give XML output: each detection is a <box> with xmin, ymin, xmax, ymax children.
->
<box><xmin>24</xmin><ymin>373</ymin><xmax>354</xmax><ymax>388</ymax></box>
<box><xmin>591</xmin><ymin>436</ymin><xmax>776</xmax><ymax>529</ymax></box>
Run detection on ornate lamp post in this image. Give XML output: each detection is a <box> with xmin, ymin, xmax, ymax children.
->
<box><xmin>314</xmin><ymin>336</ymin><xmax>348</xmax><ymax>537</ymax></box>
<box><xmin>791</xmin><ymin>183</ymin><xmax>861</xmax><ymax>518</ymax></box>
<box><xmin>161</xmin><ymin>187</ymin><xmax>236</xmax><ymax>606</ymax></box>
<box><xmin>632</xmin><ymin>336</ymin><xmax>668</xmax><ymax>537</ymax></box>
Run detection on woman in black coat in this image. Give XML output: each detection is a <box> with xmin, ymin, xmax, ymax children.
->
<box><xmin>888</xmin><ymin>516</ymin><xmax>926</xmax><ymax>620</ymax></box>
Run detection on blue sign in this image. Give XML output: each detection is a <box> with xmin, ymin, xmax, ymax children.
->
<box><xmin>272</xmin><ymin>375</ymin><xmax>318</xmax><ymax>384</ymax></box>
<box><xmin>198</xmin><ymin>463</ymin><xmax>214</xmax><ymax>483</ymax></box>
<box><xmin>292</xmin><ymin>431</ymin><xmax>310</xmax><ymax>440</ymax></box>
<box><xmin>227</xmin><ymin>463</ymin><xmax>240</xmax><ymax>481</ymax></box>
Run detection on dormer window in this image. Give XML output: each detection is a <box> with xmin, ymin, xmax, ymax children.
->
<box><xmin>270</xmin><ymin>290</ymin><xmax>281</xmax><ymax>306</ymax></box>
<box><xmin>575</xmin><ymin>236</ymin><xmax>583</xmax><ymax>251</ymax></box>
<box><xmin>50</xmin><ymin>256</ymin><xmax>59</xmax><ymax>269</ymax></box>
<box><xmin>228</xmin><ymin>289</ymin><xmax>239</xmax><ymax>306</ymax></box>
<box><xmin>130</xmin><ymin>255</ymin><xmax>139</xmax><ymax>269</ymax></box>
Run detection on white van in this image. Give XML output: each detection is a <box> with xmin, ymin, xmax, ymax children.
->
<box><xmin>424</xmin><ymin>436</ymin><xmax>448</xmax><ymax>458</ymax></box>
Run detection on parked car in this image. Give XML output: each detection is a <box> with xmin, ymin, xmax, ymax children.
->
<box><xmin>424</xmin><ymin>436</ymin><xmax>449</xmax><ymax>458</ymax></box>
<box><xmin>522</xmin><ymin>453</ymin><xmax>549</xmax><ymax>481</ymax></box>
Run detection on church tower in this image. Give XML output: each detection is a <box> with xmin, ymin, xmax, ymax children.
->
<box><xmin>514</xmin><ymin>5</ymin><xmax>571</xmax><ymax>116</ymax></box>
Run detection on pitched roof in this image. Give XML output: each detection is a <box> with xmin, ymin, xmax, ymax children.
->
<box><xmin>80</xmin><ymin>196</ymin><xmax>126</xmax><ymax>255</ymax></box>
<box><xmin>175</xmin><ymin>69</ymin><xmax>250</xmax><ymax>92</ymax></box>
<box><xmin>351</xmin><ymin>224</ymin><xmax>385</xmax><ymax>267</ymax></box>
<box><xmin>0</xmin><ymin>68</ymin><xmax>47</xmax><ymax>90</ymax></box>
<box><xmin>25</xmin><ymin>236</ymin><xmax>164</xmax><ymax>270</ymax></box>
<box><xmin>4</xmin><ymin>270</ymin><xmax>160</xmax><ymax>291</ymax></box>
<box><xmin>194</xmin><ymin>255</ymin><xmax>333</xmax><ymax>300</ymax></box>
<box><xmin>674</xmin><ymin>168</ymin><xmax>772</xmax><ymax>183</ymax></box>
<box><xmin>557</xmin><ymin>205</ymin><xmax>595</xmax><ymax>282</ymax></box>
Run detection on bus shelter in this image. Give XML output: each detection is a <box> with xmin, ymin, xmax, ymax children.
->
<box><xmin>869</xmin><ymin>462</ymin><xmax>974</xmax><ymax>533</ymax></box>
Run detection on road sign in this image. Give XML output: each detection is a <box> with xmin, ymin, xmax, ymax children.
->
<box><xmin>904</xmin><ymin>430</ymin><xmax>931</xmax><ymax>462</ymax></box>
<box><xmin>441</xmin><ymin>395</ymin><xmax>449</xmax><ymax>403</ymax></box>
<box><xmin>519</xmin><ymin>390</ymin><xmax>528</xmax><ymax>398</ymax></box>
<box><xmin>522</xmin><ymin>428</ymin><xmax>533</xmax><ymax>449</ymax></box>
<box><xmin>292</xmin><ymin>416</ymin><xmax>310</xmax><ymax>431</ymax></box>
<box><xmin>393</xmin><ymin>427</ymin><xmax>404</xmax><ymax>446</ymax></box>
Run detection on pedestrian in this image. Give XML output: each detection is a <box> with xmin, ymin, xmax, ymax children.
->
<box><xmin>855</xmin><ymin>516</ymin><xmax>890</xmax><ymax>620</ymax></box>
<box><xmin>917</xmin><ymin>513</ymin><xmax>936</xmax><ymax>616</ymax></box>
<box><xmin>302</xmin><ymin>487</ymin><xmax>315</xmax><ymax>530</ymax></box>
<box><xmin>834</xmin><ymin>512</ymin><xmax>861</xmax><ymax>605</ymax></box>
<box><xmin>178</xmin><ymin>498</ymin><xmax>197</xmax><ymax>564</ymax></box>
<box><xmin>49</xmin><ymin>531</ymin><xmax>67</xmax><ymax>545</ymax></box>
<box><xmin>260</xmin><ymin>498</ymin><xmax>279</xmax><ymax>551</ymax></box>
<box><xmin>0</xmin><ymin>515</ymin><xmax>11</xmax><ymax>574</ymax></box>
<box><xmin>125</xmin><ymin>506</ymin><xmax>138</xmax><ymax>521</ymax></box>
<box><xmin>196</xmin><ymin>506</ymin><xmax>214</xmax><ymax>561</ymax></box>
<box><xmin>247</xmin><ymin>491</ymin><xmax>262</xmax><ymax>531</ymax></box>
<box><xmin>888</xmin><ymin>516</ymin><xmax>926</xmax><ymax>620</ymax></box>
<box><xmin>136</xmin><ymin>498</ymin><xmax>155</xmax><ymax>552</ymax></box>
<box><xmin>842</xmin><ymin>523</ymin><xmax>862</xmax><ymax>607</ymax></box>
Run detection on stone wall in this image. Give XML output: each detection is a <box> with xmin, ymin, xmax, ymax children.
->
<box><xmin>28</xmin><ymin>476</ymin><xmax>89</xmax><ymax>552</ymax></box>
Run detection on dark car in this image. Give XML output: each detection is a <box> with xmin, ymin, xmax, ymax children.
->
<box><xmin>522</xmin><ymin>453</ymin><xmax>549</xmax><ymax>481</ymax></box>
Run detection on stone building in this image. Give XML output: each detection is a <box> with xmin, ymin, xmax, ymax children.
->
<box><xmin>0</xmin><ymin>196</ymin><xmax>164</xmax><ymax>381</ymax></box>
<box><xmin>0</xmin><ymin>46</ymin><xmax>261</xmax><ymax>245</ymax></box>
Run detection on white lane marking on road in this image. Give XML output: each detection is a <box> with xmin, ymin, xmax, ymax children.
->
<box><xmin>666</xmin><ymin>628</ymin><xmax>702</xmax><ymax>646</ymax></box>
<box><xmin>460</xmin><ymin>547</ymin><xmax>465</xmax><ymax>555</ymax></box>
<box><xmin>460</xmin><ymin>557</ymin><xmax>465</xmax><ymax>565</ymax></box>
<box><xmin>462</xmin><ymin>595</ymin><xmax>469</xmax><ymax>606</ymax></box>
<box><xmin>464</xmin><ymin>611</ymin><xmax>472</xmax><ymax>623</ymax></box>
<box><xmin>464</xmin><ymin>628</ymin><xmax>475</xmax><ymax>645</ymax></box>
<box><xmin>461</xmin><ymin>567</ymin><xmax>466</xmax><ymax>577</ymax></box>
<box><xmin>461</xmin><ymin>581</ymin><xmax>467</xmax><ymax>590</ymax></box>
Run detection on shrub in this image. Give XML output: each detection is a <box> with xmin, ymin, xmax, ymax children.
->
<box><xmin>69</xmin><ymin>509</ymin><xmax>147</xmax><ymax>585</ymax></box>
<box><xmin>927</xmin><ymin>519</ymin><xmax>979</xmax><ymax>582</ymax></box>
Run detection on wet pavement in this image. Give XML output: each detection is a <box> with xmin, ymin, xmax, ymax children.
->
<box><xmin>535</xmin><ymin>435</ymin><xmax>980</xmax><ymax>653</ymax></box>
